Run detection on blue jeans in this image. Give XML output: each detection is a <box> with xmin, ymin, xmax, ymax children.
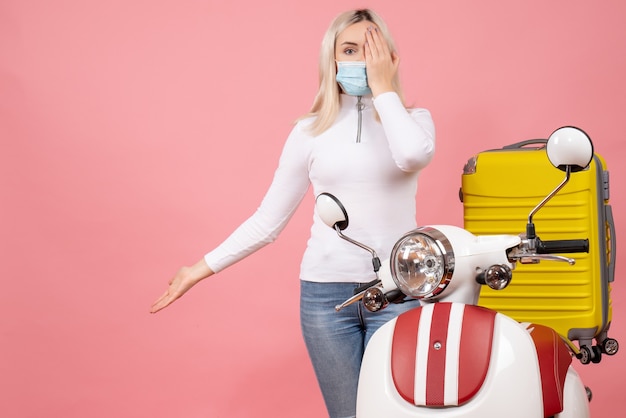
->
<box><xmin>300</xmin><ymin>280</ymin><xmax>420</xmax><ymax>418</ymax></box>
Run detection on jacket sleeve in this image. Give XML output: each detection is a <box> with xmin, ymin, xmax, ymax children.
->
<box><xmin>203</xmin><ymin>124</ymin><xmax>311</xmax><ymax>273</ymax></box>
<box><xmin>373</xmin><ymin>92</ymin><xmax>435</xmax><ymax>172</ymax></box>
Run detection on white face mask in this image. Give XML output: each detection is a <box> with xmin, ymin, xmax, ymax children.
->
<box><xmin>336</xmin><ymin>61</ymin><xmax>372</xmax><ymax>96</ymax></box>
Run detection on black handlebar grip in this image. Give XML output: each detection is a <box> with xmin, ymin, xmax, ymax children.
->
<box><xmin>536</xmin><ymin>239</ymin><xmax>589</xmax><ymax>254</ymax></box>
<box><xmin>386</xmin><ymin>289</ymin><xmax>407</xmax><ymax>304</ymax></box>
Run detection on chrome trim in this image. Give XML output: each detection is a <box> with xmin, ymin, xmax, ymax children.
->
<box><xmin>389</xmin><ymin>226</ymin><xmax>455</xmax><ymax>299</ymax></box>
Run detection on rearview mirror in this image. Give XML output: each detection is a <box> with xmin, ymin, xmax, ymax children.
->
<box><xmin>316</xmin><ymin>192</ymin><xmax>349</xmax><ymax>231</ymax></box>
<box><xmin>546</xmin><ymin>126</ymin><xmax>594</xmax><ymax>172</ymax></box>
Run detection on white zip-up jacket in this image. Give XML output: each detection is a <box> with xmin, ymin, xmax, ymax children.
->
<box><xmin>204</xmin><ymin>92</ymin><xmax>435</xmax><ymax>283</ymax></box>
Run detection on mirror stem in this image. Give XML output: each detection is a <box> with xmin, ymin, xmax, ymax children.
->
<box><xmin>526</xmin><ymin>166</ymin><xmax>572</xmax><ymax>239</ymax></box>
<box><xmin>335</xmin><ymin>225</ymin><xmax>381</xmax><ymax>272</ymax></box>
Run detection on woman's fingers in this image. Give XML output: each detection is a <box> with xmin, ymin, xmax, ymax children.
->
<box><xmin>365</xmin><ymin>26</ymin><xmax>388</xmax><ymax>60</ymax></box>
<box><xmin>151</xmin><ymin>289</ymin><xmax>176</xmax><ymax>313</ymax></box>
<box><xmin>364</xmin><ymin>26</ymin><xmax>397</xmax><ymax>95</ymax></box>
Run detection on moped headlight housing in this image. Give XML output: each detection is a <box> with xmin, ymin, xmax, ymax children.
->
<box><xmin>390</xmin><ymin>227</ymin><xmax>454</xmax><ymax>299</ymax></box>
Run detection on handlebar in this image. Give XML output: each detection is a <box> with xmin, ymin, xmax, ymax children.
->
<box><xmin>354</xmin><ymin>278</ymin><xmax>381</xmax><ymax>295</ymax></box>
<box><xmin>536</xmin><ymin>239</ymin><xmax>589</xmax><ymax>254</ymax></box>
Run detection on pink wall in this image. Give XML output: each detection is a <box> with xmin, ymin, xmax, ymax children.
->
<box><xmin>1</xmin><ymin>0</ymin><xmax>624</xmax><ymax>416</ymax></box>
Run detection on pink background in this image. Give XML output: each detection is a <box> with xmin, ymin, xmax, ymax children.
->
<box><xmin>1</xmin><ymin>0</ymin><xmax>624</xmax><ymax>416</ymax></box>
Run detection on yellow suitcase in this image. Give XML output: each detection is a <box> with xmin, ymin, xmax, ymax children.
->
<box><xmin>460</xmin><ymin>139</ymin><xmax>618</xmax><ymax>364</ymax></box>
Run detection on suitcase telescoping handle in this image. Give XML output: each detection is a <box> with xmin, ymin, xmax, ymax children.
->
<box><xmin>536</xmin><ymin>239</ymin><xmax>589</xmax><ymax>254</ymax></box>
<box><xmin>502</xmin><ymin>139</ymin><xmax>547</xmax><ymax>149</ymax></box>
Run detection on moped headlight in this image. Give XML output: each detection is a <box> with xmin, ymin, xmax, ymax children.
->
<box><xmin>390</xmin><ymin>227</ymin><xmax>454</xmax><ymax>299</ymax></box>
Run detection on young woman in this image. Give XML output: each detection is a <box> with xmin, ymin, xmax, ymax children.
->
<box><xmin>151</xmin><ymin>9</ymin><xmax>435</xmax><ymax>418</ymax></box>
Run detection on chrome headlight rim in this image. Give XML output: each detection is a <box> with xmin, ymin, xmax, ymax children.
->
<box><xmin>389</xmin><ymin>226</ymin><xmax>454</xmax><ymax>299</ymax></box>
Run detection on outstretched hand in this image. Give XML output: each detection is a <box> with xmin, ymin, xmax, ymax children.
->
<box><xmin>150</xmin><ymin>260</ymin><xmax>214</xmax><ymax>313</ymax></box>
<box><xmin>364</xmin><ymin>25</ymin><xmax>399</xmax><ymax>97</ymax></box>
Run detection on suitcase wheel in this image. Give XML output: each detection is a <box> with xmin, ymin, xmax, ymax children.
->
<box><xmin>577</xmin><ymin>345</ymin><xmax>603</xmax><ymax>365</ymax></box>
<box><xmin>600</xmin><ymin>338</ymin><xmax>619</xmax><ymax>356</ymax></box>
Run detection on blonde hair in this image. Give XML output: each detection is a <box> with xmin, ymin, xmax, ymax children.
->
<box><xmin>299</xmin><ymin>9</ymin><xmax>405</xmax><ymax>136</ymax></box>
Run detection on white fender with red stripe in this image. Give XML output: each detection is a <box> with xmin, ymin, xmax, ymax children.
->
<box><xmin>356</xmin><ymin>302</ymin><xmax>590</xmax><ymax>418</ymax></box>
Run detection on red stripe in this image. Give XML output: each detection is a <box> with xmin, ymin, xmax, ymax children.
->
<box><xmin>527</xmin><ymin>323</ymin><xmax>572</xmax><ymax>416</ymax></box>
<box><xmin>425</xmin><ymin>303</ymin><xmax>452</xmax><ymax>405</ymax></box>
<box><xmin>391</xmin><ymin>307</ymin><xmax>421</xmax><ymax>404</ymax></box>
<box><xmin>458</xmin><ymin>306</ymin><xmax>497</xmax><ymax>404</ymax></box>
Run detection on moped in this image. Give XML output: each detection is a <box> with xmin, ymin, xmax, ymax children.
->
<box><xmin>316</xmin><ymin>127</ymin><xmax>607</xmax><ymax>417</ymax></box>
